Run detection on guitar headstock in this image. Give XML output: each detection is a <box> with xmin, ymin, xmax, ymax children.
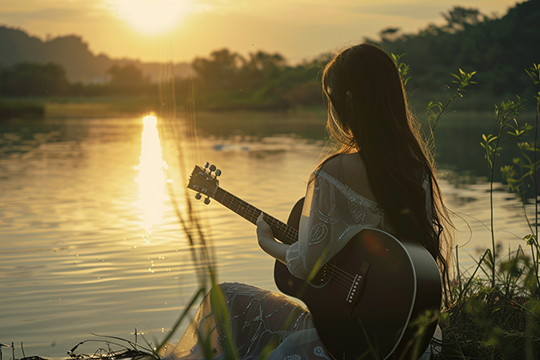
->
<box><xmin>187</xmin><ymin>162</ymin><xmax>221</xmax><ymax>204</ymax></box>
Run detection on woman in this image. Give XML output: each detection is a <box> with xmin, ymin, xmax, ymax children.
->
<box><xmin>163</xmin><ymin>43</ymin><xmax>452</xmax><ymax>360</ymax></box>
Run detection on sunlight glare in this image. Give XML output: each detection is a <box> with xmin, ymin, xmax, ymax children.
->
<box><xmin>109</xmin><ymin>0</ymin><xmax>193</xmax><ymax>34</ymax></box>
<box><xmin>134</xmin><ymin>115</ymin><xmax>169</xmax><ymax>230</ymax></box>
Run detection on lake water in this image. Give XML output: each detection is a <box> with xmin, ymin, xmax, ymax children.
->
<box><xmin>0</xmin><ymin>113</ymin><xmax>534</xmax><ymax>358</ymax></box>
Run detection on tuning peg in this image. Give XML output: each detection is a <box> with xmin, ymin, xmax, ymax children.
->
<box><xmin>204</xmin><ymin>161</ymin><xmax>210</xmax><ymax>169</ymax></box>
<box><xmin>195</xmin><ymin>193</ymin><xmax>202</xmax><ymax>200</ymax></box>
<box><xmin>209</xmin><ymin>164</ymin><xmax>216</xmax><ymax>172</ymax></box>
<box><xmin>215</xmin><ymin>169</ymin><xmax>222</xmax><ymax>177</ymax></box>
<box><xmin>204</xmin><ymin>197</ymin><xmax>211</xmax><ymax>205</ymax></box>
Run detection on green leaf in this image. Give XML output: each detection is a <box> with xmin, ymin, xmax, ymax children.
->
<box><xmin>524</xmin><ymin>234</ymin><xmax>537</xmax><ymax>246</ymax></box>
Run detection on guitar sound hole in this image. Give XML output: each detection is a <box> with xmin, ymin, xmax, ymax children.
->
<box><xmin>309</xmin><ymin>264</ymin><xmax>332</xmax><ymax>288</ymax></box>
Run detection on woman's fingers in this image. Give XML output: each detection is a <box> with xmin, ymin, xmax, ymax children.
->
<box><xmin>256</xmin><ymin>213</ymin><xmax>273</xmax><ymax>238</ymax></box>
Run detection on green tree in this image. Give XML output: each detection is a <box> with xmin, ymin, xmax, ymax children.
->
<box><xmin>0</xmin><ymin>62</ymin><xmax>70</xmax><ymax>96</ymax></box>
<box><xmin>191</xmin><ymin>49</ymin><xmax>245</xmax><ymax>91</ymax></box>
<box><xmin>106</xmin><ymin>64</ymin><xmax>149</xmax><ymax>95</ymax></box>
<box><xmin>240</xmin><ymin>51</ymin><xmax>286</xmax><ymax>90</ymax></box>
<box><xmin>441</xmin><ymin>6</ymin><xmax>487</xmax><ymax>32</ymax></box>
<box><xmin>379</xmin><ymin>0</ymin><xmax>540</xmax><ymax>103</ymax></box>
<box><xmin>107</xmin><ymin>64</ymin><xmax>146</xmax><ymax>86</ymax></box>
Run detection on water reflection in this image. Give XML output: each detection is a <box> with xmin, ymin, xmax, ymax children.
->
<box><xmin>134</xmin><ymin>115</ymin><xmax>169</xmax><ymax>230</ymax></box>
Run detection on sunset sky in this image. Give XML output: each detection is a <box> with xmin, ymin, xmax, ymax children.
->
<box><xmin>0</xmin><ymin>0</ymin><xmax>521</xmax><ymax>64</ymax></box>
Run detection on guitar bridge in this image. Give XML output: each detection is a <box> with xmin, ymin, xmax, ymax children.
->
<box><xmin>346</xmin><ymin>274</ymin><xmax>362</xmax><ymax>303</ymax></box>
<box><xmin>344</xmin><ymin>262</ymin><xmax>370</xmax><ymax>315</ymax></box>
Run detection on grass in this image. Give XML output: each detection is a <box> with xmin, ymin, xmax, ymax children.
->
<box><xmin>0</xmin><ymin>96</ymin><xmax>162</xmax><ymax>119</ymax></box>
<box><xmin>0</xmin><ymin>99</ymin><xmax>45</xmax><ymax>120</ymax></box>
<box><xmin>430</xmin><ymin>66</ymin><xmax>540</xmax><ymax>359</ymax></box>
<box><xmin>44</xmin><ymin>96</ymin><xmax>161</xmax><ymax>118</ymax></box>
<box><xmin>435</xmin><ymin>247</ymin><xmax>540</xmax><ymax>359</ymax></box>
<box><xmin>193</xmin><ymin>108</ymin><xmax>327</xmax><ymax>139</ymax></box>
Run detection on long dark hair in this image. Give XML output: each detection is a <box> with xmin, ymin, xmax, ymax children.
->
<box><xmin>322</xmin><ymin>43</ymin><xmax>452</xmax><ymax>303</ymax></box>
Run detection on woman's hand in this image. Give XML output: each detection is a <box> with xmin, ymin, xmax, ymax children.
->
<box><xmin>256</xmin><ymin>213</ymin><xmax>289</xmax><ymax>264</ymax></box>
<box><xmin>256</xmin><ymin>213</ymin><xmax>274</xmax><ymax>245</ymax></box>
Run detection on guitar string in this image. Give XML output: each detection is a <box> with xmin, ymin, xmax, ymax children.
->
<box><xmin>210</xmin><ymin>185</ymin><xmax>360</xmax><ymax>289</ymax></box>
<box><xmin>216</xmin><ymin>189</ymin><xmax>359</xmax><ymax>286</ymax></box>
<box><xmin>212</xmin><ymin>195</ymin><xmax>359</xmax><ymax>291</ymax></box>
<box><xmin>215</xmin><ymin>188</ymin><xmax>358</xmax><ymax>285</ymax></box>
<box><xmin>227</xmin><ymin>202</ymin><xmax>359</xmax><ymax>288</ymax></box>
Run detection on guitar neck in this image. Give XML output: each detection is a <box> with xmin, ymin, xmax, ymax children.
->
<box><xmin>213</xmin><ymin>187</ymin><xmax>298</xmax><ymax>245</ymax></box>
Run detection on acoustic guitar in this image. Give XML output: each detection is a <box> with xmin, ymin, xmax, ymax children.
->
<box><xmin>187</xmin><ymin>163</ymin><xmax>442</xmax><ymax>360</ymax></box>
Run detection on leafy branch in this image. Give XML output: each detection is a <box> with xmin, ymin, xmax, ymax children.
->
<box><xmin>481</xmin><ymin>97</ymin><xmax>526</xmax><ymax>287</ymax></box>
<box><xmin>497</xmin><ymin>64</ymin><xmax>540</xmax><ymax>294</ymax></box>
<box><xmin>427</xmin><ymin>69</ymin><xmax>477</xmax><ymax>133</ymax></box>
<box><xmin>391</xmin><ymin>53</ymin><xmax>411</xmax><ymax>86</ymax></box>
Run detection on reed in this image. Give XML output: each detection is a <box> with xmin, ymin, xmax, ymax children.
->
<box><xmin>432</xmin><ymin>64</ymin><xmax>540</xmax><ymax>359</ymax></box>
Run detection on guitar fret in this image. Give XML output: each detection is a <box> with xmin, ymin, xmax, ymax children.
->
<box><xmin>216</xmin><ymin>189</ymin><xmax>226</xmax><ymax>204</ymax></box>
<box><xmin>216</xmin><ymin>188</ymin><xmax>259</xmax><ymax>225</ymax></box>
<box><xmin>189</xmin><ymin>166</ymin><xmax>299</xmax><ymax>244</ymax></box>
<box><xmin>213</xmin><ymin>187</ymin><xmax>298</xmax><ymax>244</ymax></box>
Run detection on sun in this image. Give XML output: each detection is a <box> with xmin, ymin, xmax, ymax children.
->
<box><xmin>108</xmin><ymin>0</ymin><xmax>193</xmax><ymax>34</ymax></box>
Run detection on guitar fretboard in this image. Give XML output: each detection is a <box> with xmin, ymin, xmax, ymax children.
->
<box><xmin>213</xmin><ymin>187</ymin><xmax>299</xmax><ymax>245</ymax></box>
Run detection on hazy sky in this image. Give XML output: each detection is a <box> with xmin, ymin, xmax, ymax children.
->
<box><xmin>0</xmin><ymin>0</ymin><xmax>521</xmax><ymax>63</ymax></box>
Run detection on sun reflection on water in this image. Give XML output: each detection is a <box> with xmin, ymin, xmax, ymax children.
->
<box><xmin>134</xmin><ymin>115</ymin><xmax>169</xmax><ymax>230</ymax></box>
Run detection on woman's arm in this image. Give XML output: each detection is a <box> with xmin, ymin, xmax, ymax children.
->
<box><xmin>256</xmin><ymin>213</ymin><xmax>289</xmax><ymax>264</ymax></box>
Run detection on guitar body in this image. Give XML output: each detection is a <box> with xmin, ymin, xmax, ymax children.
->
<box><xmin>274</xmin><ymin>198</ymin><xmax>442</xmax><ymax>360</ymax></box>
<box><xmin>188</xmin><ymin>165</ymin><xmax>442</xmax><ymax>360</ymax></box>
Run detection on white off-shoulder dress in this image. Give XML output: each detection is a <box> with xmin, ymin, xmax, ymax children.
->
<box><xmin>161</xmin><ymin>170</ymin><xmax>436</xmax><ymax>360</ymax></box>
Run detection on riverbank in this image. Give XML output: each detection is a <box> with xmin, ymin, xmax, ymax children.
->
<box><xmin>0</xmin><ymin>97</ymin><xmax>161</xmax><ymax>120</ymax></box>
<box><xmin>0</xmin><ymin>99</ymin><xmax>45</xmax><ymax>120</ymax></box>
<box><xmin>1</xmin><ymin>90</ymin><xmax>536</xmax><ymax>123</ymax></box>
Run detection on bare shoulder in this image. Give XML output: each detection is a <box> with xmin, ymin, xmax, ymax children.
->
<box><xmin>320</xmin><ymin>153</ymin><xmax>365</xmax><ymax>177</ymax></box>
<box><xmin>320</xmin><ymin>153</ymin><xmax>376</xmax><ymax>202</ymax></box>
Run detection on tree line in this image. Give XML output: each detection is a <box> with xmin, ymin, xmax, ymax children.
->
<box><xmin>0</xmin><ymin>0</ymin><xmax>538</xmax><ymax>112</ymax></box>
<box><xmin>376</xmin><ymin>1</ymin><xmax>540</xmax><ymax>107</ymax></box>
<box><xmin>186</xmin><ymin>1</ymin><xmax>539</xmax><ymax>111</ymax></box>
<box><xmin>0</xmin><ymin>49</ymin><xmax>330</xmax><ymax>110</ymax></box>
<box><xmin>0</xmin><ymin>62</ymin><xmax>157</xmax><ymax>97</ymax></box>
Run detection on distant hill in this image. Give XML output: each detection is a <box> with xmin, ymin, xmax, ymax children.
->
<box><xmin>0</xmin><ymin>26</ymin><xmax>192</xmax><ymax>83</ymax></box>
